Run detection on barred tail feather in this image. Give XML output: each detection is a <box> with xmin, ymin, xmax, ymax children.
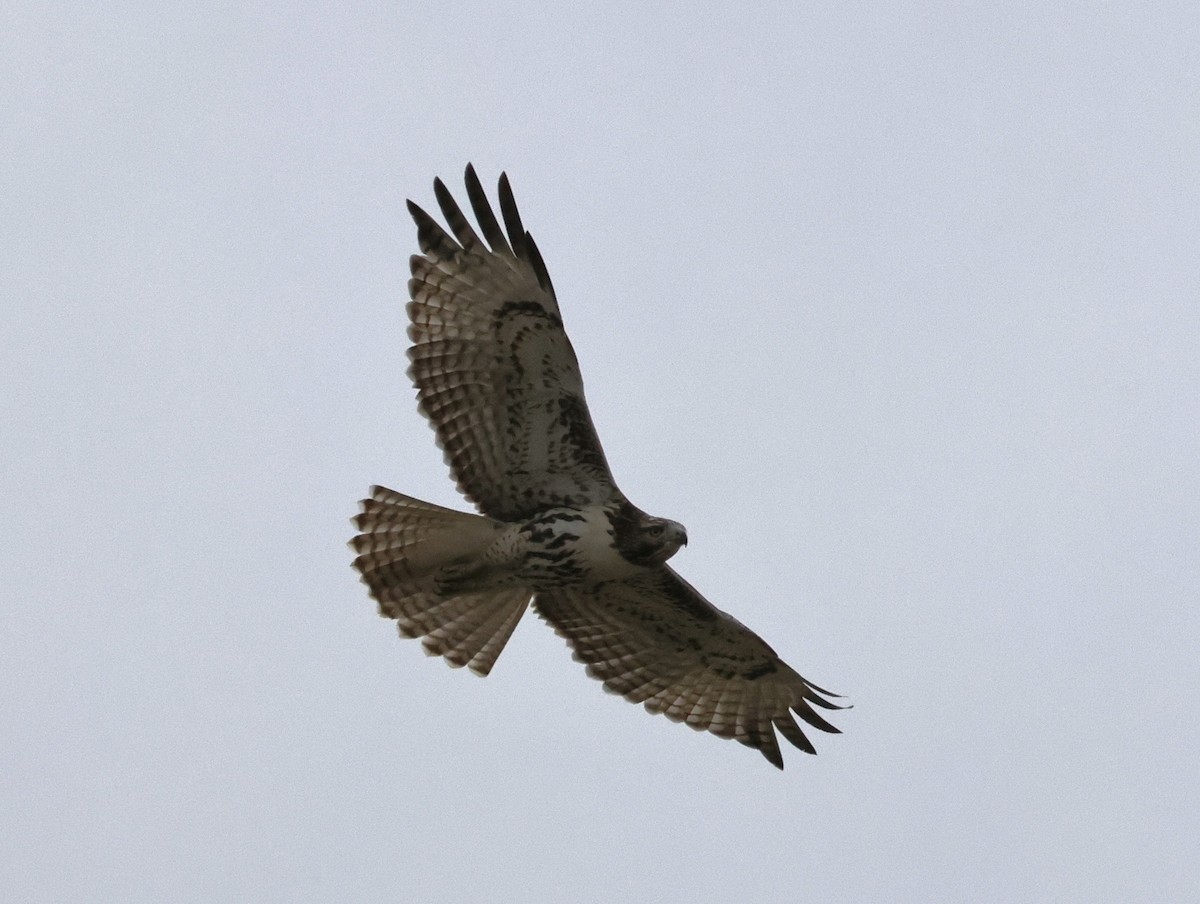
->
<box><xmin>351</xmin><ymin>486</ymin><xmax>503</xmax><ymax>584</ymax></box>
<box><xmin>350</xmin><ymin>485</ymin><xmax>530</xmax><ymax>676</ymax></box>
<box><xmin>409</xmin><ymin>587</ymin><xmax>531</xmax><ymax>676</ymax></box>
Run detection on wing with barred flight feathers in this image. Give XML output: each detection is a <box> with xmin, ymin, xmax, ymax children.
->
<box><xmin>533</xmin><ymin>567</ymin><xmax>846</xmax><ymax>769</ymax></box>
<box><xmin>406</xmin><ymin>165</ymin><xmax>621</xmax><ymax>522</ymax></box>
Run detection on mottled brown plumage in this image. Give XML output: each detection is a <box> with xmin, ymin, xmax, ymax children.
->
<box><xmin>351</xmin><ymin>165</ymin><xmax>844</xmax><ymax>768</ymax></box>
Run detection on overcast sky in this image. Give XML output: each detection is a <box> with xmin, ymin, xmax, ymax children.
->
<box><xmin>3</xmin><ymin>3</ymin><xmax>1198</xmax><ymax>902</ymax></box>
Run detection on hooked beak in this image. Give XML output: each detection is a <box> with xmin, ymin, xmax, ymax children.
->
<box><xmin>672</xmin><ymin>522</ymin><xmax>688</xmax><ymax>548</ymax></box>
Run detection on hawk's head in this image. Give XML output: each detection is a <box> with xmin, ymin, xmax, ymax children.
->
<box><xmin>640</xmin><ymin>516</ymin><xmax>688</xmax><ymax>564</ymax></box>
<box><xmin>610</xmin><ymin>503</ymin><xmax>688</xmax><ymax>567</ymax></box>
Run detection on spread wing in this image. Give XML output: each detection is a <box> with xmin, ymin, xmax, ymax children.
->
<box><xmin>533</xmin><ymin>568</ymin><xmax>845</xmax><ymax>769</ymax></box>
<box><xmin>406</xmin><ymin>164</ymin><xmax>621</xmax><ymax>521</ymax></box>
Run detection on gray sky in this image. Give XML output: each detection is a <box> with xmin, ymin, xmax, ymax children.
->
<box><xmin>3</xmin><ymin>3</ymin><xmax>1198</xmax><ymax>902</ymax></box>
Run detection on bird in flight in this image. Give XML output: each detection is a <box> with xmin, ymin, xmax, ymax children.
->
<box><xmin>351</xmin><ymin>165</ymin><xmax>844</xmax><ymax>768</ymax></box>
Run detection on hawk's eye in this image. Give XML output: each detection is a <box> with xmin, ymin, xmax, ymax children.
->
<box><xmin>647</xmin><ymin>524</ymin><xmax>664</xmax><ymax>537</ymax></box>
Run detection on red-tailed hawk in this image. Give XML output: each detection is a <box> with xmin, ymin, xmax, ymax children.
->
<box><xmin>351</xmin><ymin>166</ymin><xmax>845</xmax><ymax>768</ymax></box>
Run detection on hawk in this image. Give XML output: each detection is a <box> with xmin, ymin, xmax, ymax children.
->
<box><xmin>351</xmin><ymin>165</ymin><xmax>845</xmax><ymax>768</ymax></box>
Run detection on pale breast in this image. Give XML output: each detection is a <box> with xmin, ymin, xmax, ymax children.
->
<box><xmin>515</xmin><ymin>504</ymin><xmax>640</xmax><ymax>588</ymax></box>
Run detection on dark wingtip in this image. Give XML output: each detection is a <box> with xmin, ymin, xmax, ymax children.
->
<box><xmin>496</xmin><ymin>172</ymin><xmax>529</xmax><ymax>258</ymax></box>
<box><xmin>794</xmin><ymin>703</ymin><xmax>842</xmax><ymax>736</ymax></box>
<box><xmin>464</xmin><ymin>163</ymin><xmax>511</xmax><ymax>254</ymax></box>
<box><xmin>804</xmin><ymin>678</ymin><xmax>846</xmax><ymax>699</ymax></box>
<box><xmin>809</xmin><ymin>693</ymin><xmax>851</xmax><ymax>712</ymax></box>
<box><xmin>431</xmin><ymin>177</ymin><xmax>454</xmax><ymax>214</ymax></box>
<box><xmin>524</xmin><ymin>232</ymin><xmax>556</xmax><ymax>298</ymax></box>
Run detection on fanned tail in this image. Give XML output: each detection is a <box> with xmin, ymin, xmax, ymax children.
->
<box><xmin>350</xmin><ymin>486</ymin><xmax>531</xmax><ymax>675</ymax></box>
